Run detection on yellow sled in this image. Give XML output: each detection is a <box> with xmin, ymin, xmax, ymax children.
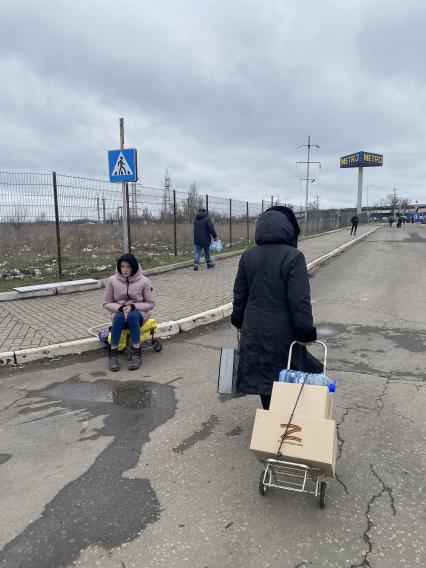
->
<box><xmin>107</xmin><ymin>318</ymin><xmax>162</xmax><ymax>353</ymax></box>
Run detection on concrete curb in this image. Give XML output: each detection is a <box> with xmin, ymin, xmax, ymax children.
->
<box><xmin>11</xmin><ymin>321</ymin><xmax>181</xmax><ymax>365</ymax></box>
<box><xmin>306</xmin><ymin>225</ymin><xmax>379</xmax><ymax>270</ymax></box>
<box><xmin>0</xmin><ymin>352</ymin><xmax>15</xmax><ymax>366</ymax></box>
<box><xmin>0</xmin><ymin>226</ymin><xmax>352</xmax><ymax>303</ymax></box>
<box><xmin>0</xmin><ymin>226</ymin><xmax>379</xmax><ymax>366</ymax></box>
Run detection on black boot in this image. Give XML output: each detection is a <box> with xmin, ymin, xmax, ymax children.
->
<box><xmin>207</xmin><ymin>261</ymin><xmax>215</xmax><ymax>268</ymax></box>
<box><xmin>109</xmin><ymin>348</ymin><xmax>120</xmax><ymax>372</ymax></box>
<box><xmin>128</xmin><ymin>347</ymin><xmax>142</xmax><ymax>371</ymax></box>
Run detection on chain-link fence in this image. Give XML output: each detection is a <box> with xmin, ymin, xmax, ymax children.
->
<box><xmin>0</xmin><ymin>170</ymin><xmax>367</xmax><ymax>284</ymax></box>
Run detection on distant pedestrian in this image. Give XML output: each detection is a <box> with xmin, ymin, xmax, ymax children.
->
<box><xmin>103</xmin><ymin>253</ymin><xmax>155</xmax><ymax>372</ymax></box>
<box><xmin>350</xmin><ymin>215</ymin><xmax>359</xmax><ymax>235</ymax></box>
<box><xmin>396</xmin><ymin>217</ymin><xmax>402</xmax><ymax>228</ymax></box>
<box><xmin>193</xmin><ymin>208</ymin><xmax>218</xmax><ymax>271</ymax></box>
<box><xmin>389</xmin><ymin>217</ymin><xmax>394</xmax><ymax>228</ymax></box>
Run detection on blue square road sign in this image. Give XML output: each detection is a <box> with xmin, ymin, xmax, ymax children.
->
<box><xmin>108</xmin><ymin>148</ymin><xmax>138</xmax><ymax>182</ymax></box>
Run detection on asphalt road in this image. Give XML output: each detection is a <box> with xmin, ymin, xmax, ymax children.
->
<box><xmin>0</xmin><ymin>225</ymin><xmax>425</xmax><ymax>568</ymax></box>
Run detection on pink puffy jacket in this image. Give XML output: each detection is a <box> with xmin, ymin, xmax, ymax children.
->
<box><xmin>103</xmin><ymin>265</ymin><xmax>155</xmax><ymax>320</ymax></box>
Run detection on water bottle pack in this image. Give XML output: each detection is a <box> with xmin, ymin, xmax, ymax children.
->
<box><xmin>278</xmin><ymin>369</ymin><xmax>336</xmax><ymax>392</ymax></box>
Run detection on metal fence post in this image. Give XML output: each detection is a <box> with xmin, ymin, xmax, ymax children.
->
<box><xmin>52</xmin><ymin>171</ymin><xmax>63</xmax><ymax>278</ymax></box>
<box><xmin>229</xmin><ymin>198</ymin><xmax>232</xmax><ymax>247</ymax></box>
<box><xmin>262</xmin><ymin>199</ymin><xmax>264</xmax><ymax>213</ymax></box>
<box><xmin>246</xmin><ymin>201</ymin><xmax>249</xmax><ymax>244</ymax></box>
<box><xmin>206</xmin><ymin>194</ymin><xmax>209</xmax><ymax>215</ymax></box>
<box><xmin>102</xmin><ymin>198</ymin><xmax>106</xmax><ymax>223</ymax></box>
<box><xmin>173</xmin><ymin>189</ymin><xmax>177</xmax><ymax>256</ymax></box>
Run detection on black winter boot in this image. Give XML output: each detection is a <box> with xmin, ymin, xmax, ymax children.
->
<box><xmin>109</xmin><ymin>348</ymin><xmax>120</xmax><ymax>372</ymax></box>
<box><xmin>128</xmin><ymin>347</ymin><xmax>142</xmax><ymax>371</ymax></box>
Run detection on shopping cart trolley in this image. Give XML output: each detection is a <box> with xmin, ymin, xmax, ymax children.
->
<box><xmin>257</xmin><ymin>340</ymin><xmax>332</xmax><ymax>508</ymax></box>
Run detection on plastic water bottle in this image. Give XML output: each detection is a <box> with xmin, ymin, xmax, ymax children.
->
<box><xmin>278</xmin><ymin>369</ymin><xmax>305</xmax><ymax>383</ymax></box>
<box><xmin>303</xmin><ymin>373</ymin><xmax>330</xmax><ymax>386</ymax></box>
<box><xmin>278</xmin><ymin>369</ymin><xmax>332</xmax><ymax>387</ymax></box>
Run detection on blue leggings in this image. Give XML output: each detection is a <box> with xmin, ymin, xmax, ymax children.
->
<box><xmin>110</xmin><ymin>310</ymin><xmax>144</xmax><ymax>347</ymax></box>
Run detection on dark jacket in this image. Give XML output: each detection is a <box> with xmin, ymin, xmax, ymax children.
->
<box><xmin>231</xmin><ymin>209</ymin><xmax>318</xmax><ymax>396</ymax></box>
<box><xmin>193</xmin><ymin>211</ymin><xmax>217</xmax><ymax>247</ymax></box>
<box><xmin>351</xmin><ymin>216</ymin><xmax>359</xmax><ymax>225</ymax></box>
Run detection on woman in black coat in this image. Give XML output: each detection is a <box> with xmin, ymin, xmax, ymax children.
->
<box><xmin>231</xmin><ymin>206</ymin><xmax>318</xmax><ymax>410</ymax></box>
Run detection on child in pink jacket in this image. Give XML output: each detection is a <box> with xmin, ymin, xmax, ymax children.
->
<box><xmin>103</xmin><ymin>253</ymin><xmax>155</xmax><ymax>371</ymax></box>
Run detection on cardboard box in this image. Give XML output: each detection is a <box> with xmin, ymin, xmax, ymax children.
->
<box><xmin>250</xmin><ymin>409</ymin><xmax>336</xmax><ymax>477</ymax></box>
<box><xmin>270</xmin><ymin>382</ymin><xmax>333</xmax><ymax>419</ymax></box>
<box><xmin>327</xmin><ymin>393</ymin><xmax>335</xmax><ymax>420</ymax></box>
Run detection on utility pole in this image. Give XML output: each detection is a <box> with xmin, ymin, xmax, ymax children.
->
<box><xmin>393</xmin><ymin>187</ymin><xmax>398</xmax><ymax>216</ymax></box>
<box><xmin>297</xmin><ymin>135</ymin><xmax>320</xmax><ymax>221</ymax></box>
<box><xmin>366</xmin><ymin>185</ymin><xmax>373</xmax><ymax>216</ymax></box>
<box><xmin>163</xmin><ymin>170</ymin><xmax>172</xmax><ymax>218</ymax></box>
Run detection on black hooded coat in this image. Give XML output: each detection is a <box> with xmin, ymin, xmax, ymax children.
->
<box><xmin>231</xmin><ymin>207</ymin><xmax>319</xmax><ymax>396</ymax></box>
<box><xmin>193</xmin><ymin>211</ymin><xmax>217</xmax><ymax>247</ymax></box>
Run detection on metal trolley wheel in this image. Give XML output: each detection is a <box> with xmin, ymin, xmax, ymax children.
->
<box><xmin>152</xmin><ymin>338</ymin><xmax>163</xmax><ymax>352</ymax></box>
<box><xmin>259</xmin><ymin>469</ymin><xmax>271</xmax><ymax>497</ymax></box>
<box><xmin>318</xmin><ymin>481</ymin><xmax>326</xmax><ymax>509</ymax></box>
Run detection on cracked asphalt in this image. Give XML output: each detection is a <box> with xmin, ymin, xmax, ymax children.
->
<box><xmin>0</xmin><ymin>225</ymin><xmax>425</xmax><ymax>567</ymax></box>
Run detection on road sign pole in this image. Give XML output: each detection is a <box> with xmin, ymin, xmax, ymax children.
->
<box><xmin>357</xmin><ymin>166</ymin><xmax>363</xmax><ymax>215</ymax></box>
<box><xmin>120</xmin><ymin>118</ymin><xmax>130</xmax><ymax>253</ymax></box>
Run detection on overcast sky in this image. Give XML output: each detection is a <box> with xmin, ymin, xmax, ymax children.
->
<box><xmin>1</xmin><ymin>0</ymin><xmax>425</xmax><ymax>208</ymax></box>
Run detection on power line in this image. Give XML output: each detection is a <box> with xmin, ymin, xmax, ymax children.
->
<box><xmin>320</xmin><ymin>146</ymin><xmax>426</xmax><ymax>157</ymax></box>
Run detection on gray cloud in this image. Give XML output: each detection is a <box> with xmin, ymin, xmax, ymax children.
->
<box><xmin>0</xmin><ymin>0</ymin><xmax>425</xmax><ymax>207</ymax></box>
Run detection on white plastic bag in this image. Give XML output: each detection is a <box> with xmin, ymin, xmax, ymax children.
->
<box><xmin>211</xmin><ymin>238</ymin><xmax>223</xmax><ymax>252</ymax></box>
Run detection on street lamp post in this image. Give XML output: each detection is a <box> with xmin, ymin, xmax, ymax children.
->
<box><xmin>366</xmin><ymin>185</ymin><xmax>374</xmax><ymax>218</ymax></box>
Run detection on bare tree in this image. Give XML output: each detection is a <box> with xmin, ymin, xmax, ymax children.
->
<box><xmin>399</xmin><ymin>197</ymin><xmax>411</xmax><ymax>213</ymax></box>
<box><xmin>35</xmin><ymin>212</ymin><xmax>48</xmax><ymax>225</ymax></box>
<box><xmin>385</xmin><ymin>193</ymin><xmax>400</xmax><ymax>214</ymax></box>
<box><xmin>11</xmin><ymin>206</ymin><xmax>28</xmax><ymax>230</ymax></box>
<box><xmin>182</xmin><ymin>181</ymin><xmax>204</xmax><ymax>221</ymax></box>
<box><xmin>141</xmin><ymin>206</ymin><xmax>153</xmax><ymax>221</ymax></box>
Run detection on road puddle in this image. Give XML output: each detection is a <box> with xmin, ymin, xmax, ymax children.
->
<box><xmin>41</xmin><ymin>379</ymin><xmax>154</xmax><ymax>408</ymax></box>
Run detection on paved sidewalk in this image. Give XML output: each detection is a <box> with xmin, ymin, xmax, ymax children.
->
<box><xmin>0</xmin><ymin>227</ymin><xmax>373</xmax><ymax>353</ymax></box>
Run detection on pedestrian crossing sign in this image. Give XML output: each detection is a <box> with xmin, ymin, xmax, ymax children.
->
<box><xmin>108</xmin><ymin>148</ymin><xmax>138</xmax><ymax>182</ymax></box>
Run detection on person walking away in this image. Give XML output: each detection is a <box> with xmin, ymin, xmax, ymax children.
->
<box><xmin>396</xmin><ymin>217</ymin><xmax>402</xmax><ymax>228</ymax></box>
<box><xmin>103</xmin><ymin>253</ymin><xmax>155</xmax><ymax>372</ymax></box>
<box><xmin>350</xmin><ymin>215</ymin><xmax>359</xmax><ymax>235</ymax></box>
<box><xmin>231</xmin><ymin>206</ymin><xmax>320</xmax><ymax>410</ymax></box>
<box><xmin>389</xmin><ymin>217</ymin><xmax>394</xmax><ymax>228</ymax></box>
<box><xmin>193</xmin><ymin>208</ymin><xmax>218</xmax><ymax>270</ymax></box>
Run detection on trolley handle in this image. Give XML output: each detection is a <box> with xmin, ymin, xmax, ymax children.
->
<box><xmin>287</xmin><ymin>340</ymin><xmax>327</xmax><ymax>373</ymax></box>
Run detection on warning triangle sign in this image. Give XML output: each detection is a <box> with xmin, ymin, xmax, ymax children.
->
<box><xmin>112</xmin><ymin>152</ymin><xmax>134</xmax><ymax>176</ymax></box>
